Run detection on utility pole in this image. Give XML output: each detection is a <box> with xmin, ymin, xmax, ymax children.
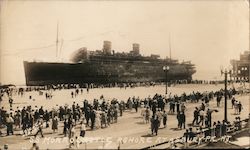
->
<box><xmin>163</xmin><ymin>66</ymin><xmax>170</xmax><ymax>95</ymax></box>
<box><xmin>56</xmin><ymin>22</ymin><xmax>59</xmax><ymax>58</ymax></box>
<box><xmin>224</xmin><ymin>71</ymin><xmax>228</xmax><ymax>122</ymax></box>
<box><xmin>221</xmin><ymin>69</ymin><xmax>231</xmax><ymax>122</ymax></box>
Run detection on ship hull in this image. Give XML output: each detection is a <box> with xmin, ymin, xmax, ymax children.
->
<box><xmin>23</xmin><ymin>61</ymin><xmax>195</xmax><ymax>86</ymax></box>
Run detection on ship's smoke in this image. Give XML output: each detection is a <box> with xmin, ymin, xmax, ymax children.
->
<box><xmin>70</xmin><ymin>47</ymin><xmax>88</xmax><ymax>63</ymax></box>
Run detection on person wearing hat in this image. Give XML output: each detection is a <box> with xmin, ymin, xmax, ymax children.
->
<box><xmin>52</xmin><ymin>116</ymin><xmax>58</xmax><ymax>133</ymax></box>
<box><xmin>6</xmin><ymin>113</ymin><xmax>14</xmax><ymax>136</ymax></box>
<box><xmin>34</xmin><ymin>117</ymin><xmax>44</xmax><ymax>138</ymax></box>
<box><xmin>192</xmin><ymin>107</ymin><xmax>199</xmax><ymax>126</ymax></box>
<box><xmin>162</xmin><ymin>110</ymin><xmax>167</xmax><ymax>128</ymax></box>
<box><xmin>238</xmin><ymin>101</ymin><xmax>243</xmax><ymax>115</ymax></box>
<box><xmin>8</xmin><ymin>97</ymin><xmax>13</xmax><ymax>110</ymax></box>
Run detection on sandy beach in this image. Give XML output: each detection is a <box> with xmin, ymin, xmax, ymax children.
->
<box><xmin>0</xmin><ymin>83</ymin><xmax>249</xmax><ymax>149</ymax></box>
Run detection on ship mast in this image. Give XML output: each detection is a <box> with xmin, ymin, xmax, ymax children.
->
<box><xmin>169</xmin><ymin>33</ymin><xmax>172</xmax><ymax>61</ymax></box>
<box><xmin>56</xmin><ymin>22</ymin><xmax>59</xmax><ymax>59</ymax></box>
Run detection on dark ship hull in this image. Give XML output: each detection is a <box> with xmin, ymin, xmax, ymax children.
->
<box><xmin>23</xmin><ymin>59</ymin><xmax>196</xmax><ymax>86</ymax></box>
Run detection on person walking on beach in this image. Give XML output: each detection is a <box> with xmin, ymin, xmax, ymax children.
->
<box><xmin>151</xmin><ymin>115</ymin><xmax>160</xmax><ymax>136</ymax></box>
<box><xmin>22</xmin><ymin>113</ymin><xmax>29</xmax><ymax>135</ymax></box>
<box><xmin>134</xmin><ymin>99</ymin><xmax>139</xmax><ymax>113</ymax></box>
<box><xmin>172</xmin><ymin>101</ymin><xmax>176</xmax><ymax>114</ymax></box>
<box><xmin>231</xmin><ymin>97</ymin><xmax>236</xmax><ymax>109</ymax></box>
<box><xmin>198</xmin><ymin>109</ymin><xmax>204</xmax><ymax>126</ymax></box>
<box><xmin>101</xmin><ymin>111</ymin><xmax>107</xmax><ymax>128</ymax></box>
<box><xmin>9</xmin><ymin>98</ymin><xmax>13</xmax><ymax>110</ymax></box>
<box><xmin>14</xmin><ymin>110</ymin><xmax>21</xmax><ymax>129</ymax></box>
<box><xmin>119</xmin><ymin>102</ymin><xmax>123</xmax><ymax>116</ymax></box>
<box><xmin>145</xmin><ymin>107</ymin><xmax>150</xmax><ymax>124</ymax></box>
<box><xmin>34</xmin><ymin>118</ymin><xmax>44</xmax><ymax>138</ymax></box>
<box><xmin>80</xmin><ymin>121</ymin><xmax>86</xmax><ymax>137</ymax></box>
<box><xmin>52</xmin><ymin>116</ymin><xmax>58</xmax><ymax>133</ymax></box>
<box><xmin>6</xmin><ymin>114</ymin><xmax>14</xmax><ymax>136</ymax></box>
<box><xmin>216</xmin><ymin>95</ymin><xmax>222</xmax><ymax>107</ymax></box>
<box><xmin>177</xmin><ymin>111</ymin><xmax>181</xmax><ymax>129</ymax></box>
<box><xmin>90</xmin><ymin>109</ymin><xmax>96</xmax><ymax>130</ymax></box>
<box><xmin>63</xmin><ymin>119</ymin><xmax>68</xmax><ymax>137</ymax></box>
<box><xmin>180</xmin><ymin>103</ymin><xmax>186</xmax><ymax>112</ymax></box>
<box><xmin>179</xmin><ymin>111</ymin><xmax>186</xmax><ymax>129</ymax></box>
<box><xmin>162</xmin><ymin>110</ymin><xmax>167</xmax><ymax>128</ymax></box>
<box><xmin>44</xmin><ymin>110</ymin><xmax>50</xmax><ymax>128</ymax></box>
<box><xmin>234</xmin><ymin>101</ymin><xmax>239</xmax><ymax>114</ymax></box>
<box><xmin>192</xmin><ymin>107</ymin><xmax>199</xmax><ymax>126</ymax></box>
<box><xmin>238</xmin><ymin>101</ymin><xmax>243</xmax><ymax>115</ymax></box>
<box><xmin>201</xmin><ymin>103</ymin><xmax>205</xmax><ymax>111</ymax></box>
<box><xmin>85</xmin><ymin>107</ymin><xmax>90</xmax><ymax>127</ymax></box>
<box><xmin>176</xmin><ymin>102</ymin><xmax>180</xmax><ymax>113</ymax></box>
<box><xmin>154</xmin><ymin>117</ymin><xmax>160</xmax><ymax>136</ymax></box>
<box><xmin>69</xmin><ymin>124</ymin><xmax>75</xmax><ymax>139</ymax></box>
<box><xmin>152</xmin><ymin>101</ymin><xmax>157</xmax><ymax>115</ymax></box>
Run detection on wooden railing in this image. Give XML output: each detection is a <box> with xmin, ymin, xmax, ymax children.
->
<box><xmin>140</xmin><ymin>118</ymin><xmax>249</xmax><ymax>149</ymax></box>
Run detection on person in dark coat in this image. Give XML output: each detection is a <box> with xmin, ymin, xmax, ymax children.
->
<box><xmin>179</xmin><ymin>111</ymin><xmax>186</xmax><ymax>129</ymax></box>
<box><xmin>152</xmin><ymin>102</ymin><xmax>157</xmax><ymax>115</ymax></box>
<box><xmin>150</xmin><ymin>115</ymin><xmax>160</xmax><ymax>135</ymax></box>
<box><xmin>177</xmin><ymin>111</ymin><xmax>181</xmax><ymax>129</ymax></box>
<box><xmin>188</xmin><ymin>128</ymin><xmax>195</xmax><ymax>141</ymax></box>
<box><xmin>85</xmin><ymin>107</ymin><xmax>90</xmax><ymax>127</ymax></box>
<box><xmin>119</xmin><ymin>102</ymin><xmax>123</xmax><ymax>116</ymax></box>
<box><xmin>90</xmin><ymin>109</ymin><xmax>96</xmax><ymax>130</ymax></box>
<box><xmin>206</xmin><ymin>109</ymin><xmax>212</xmax><ymax>127</ymax></box>
<box><xmin>22</xmin><ymin>114</ymin><xmax>28</xmax><ymax>135</ymax></box>
<box><xmin>192</xmin><ymin>107</ymin><xmax>199</xmax><ymax>126</ymax></box>
<box><xmin>176</xmin><ymin>102</ymin><xmax>180</xmax><ymax>113</ymax></box>
<box><xmin>52</xmin><ymin>116</ymin><xmax>58</xmax><ymax>133</ymax></box>
<box><xmin>39</xmin><ymin>106</ymin><xmax>44</xmax><ymax>117</ymax></box>
<box><xmin>238</xmin><ymin>102</ymin><xmax>243</xmax><ymax>114</ymax></box>
<box><xmin>231</xmin><ymin>97</ymin><xmax>236</xmax><ymax>109</ymax></box>
<box><xmin>151</xmin><ymin>115</ymin><xmax>160</xmax><ymax>135</ymax></box>
<box><xmin>133</xmin><ymin>99</ymin><xmax>139</xmax><ymax>113</ymax></box>
<box><xmin>150</xmin><ymin>116</ymin><xmax>154</xmax><ymax>135</ymax></box>
<box><xmin>162</xmin><ymin>110</ymin><xmax>167</xmax><ymax>128</ymax></box>
<box><xmin>34</xmin><ymin>110</ymin><xmax>39</xmax><ymax>122</ymax></box>
<box><xmin>172</xmin><ymin>101</ymin><xmax>176</xmax><ymax>113</ymax></box>
<box><xmin>9</xmin><ymin>98</ymin><xmax>13</xmax><ymax>110</ymax></box>
<box><xmin>59</xmin><ymin>106</ymin><xmax>64</xmax><ymax>121</ymax></box>
<box><xmin>215</xmin><ymin>121</ymin><xmax>221</xmax><ymax>137</ymax></box>
<box><xmin>183</xmin><ymin>129</ymin><xmax>189</xmax><ymax>143</ymax></box>
<box><xmin>44</xmin><ymin>110</ymin><xmax>50</xmax><ymax>128</ymax></box>
<box><xmin>63</xmin><ymin>119</ymin><xmax>68</xmax><ymax>137</ymax></box>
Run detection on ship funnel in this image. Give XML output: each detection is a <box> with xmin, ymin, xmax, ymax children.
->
<box><xmin>103</xmin><ymin>41</ymin><xmax>112</xmax><ymax>55</ymax></box>
<box><xmin>132</xmin><ymin>43</ymin><xmax>140</xmax><ymax>55</ymax></box>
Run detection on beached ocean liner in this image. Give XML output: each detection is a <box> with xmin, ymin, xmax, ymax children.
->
<box><xmin>23</xmin><ymin>41</ymin><xmax>196</xmax><ymax>86</ymax></box>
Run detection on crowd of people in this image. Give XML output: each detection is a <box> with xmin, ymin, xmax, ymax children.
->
<box><xmin>0</xmin><ymin>98</ymin><xmax>127</xmax><ymax>138</ymax></box>
<box><xmin>0</xmin><ymin>86</ymin><xmax>241</xmax><ymax>135</ymax></box>
<box><xmin>181</xmin><ymin>116</ymin><xmax>248</xmax><ymax>147</ymax></box>
<box><xmin>0</xmin><ymin>83</ymin><xmax>247</xmax><ymax>150</ymax></box>
<box><xmin>1</xmin><ymin>79</ymin><xmax>239</xmax><ymax>99</ymax></box>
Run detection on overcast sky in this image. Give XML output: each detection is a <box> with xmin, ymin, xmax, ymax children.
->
<box><xmin>0</xmin><ymin>0</ymin><xmax>249</xmax><ymax>85</ymax></box>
